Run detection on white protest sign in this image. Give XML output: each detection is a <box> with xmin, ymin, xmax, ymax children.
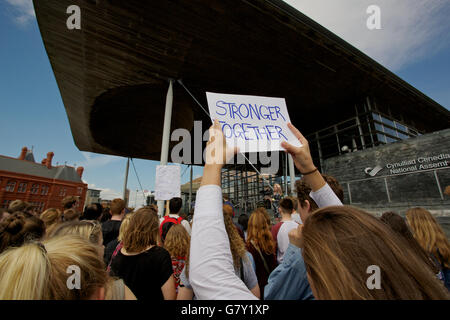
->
<box><xmin>155</xmin><ymin>165</ymin><xmax>181</xmax><ymax>200</ymax></box>
<box><xmin>206</xmin><ymin>92</ymin><xmax>301</xmax><ymax>153</ymax></box>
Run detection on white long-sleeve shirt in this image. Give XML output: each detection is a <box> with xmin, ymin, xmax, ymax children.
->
<box><xmin>189</xmin><ymin>185</ymin><xmax>257</xmax><ymax>300</ymax></box>
<box><xmin>309</xmin><ymin>183</ymin><xmax>343</xmax><ymax>207</ymax></box>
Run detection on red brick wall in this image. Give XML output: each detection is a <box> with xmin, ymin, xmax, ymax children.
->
<box><xmin>0</xmin><ymin>170</ymin><xmax>87</xmax><ymax>214</ymax></box>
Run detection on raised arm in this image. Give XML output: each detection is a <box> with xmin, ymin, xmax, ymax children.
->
<box><xmin>189</xmin><ymin>120</ymin><xmax>257</xmax><ymax>300</ymax></box>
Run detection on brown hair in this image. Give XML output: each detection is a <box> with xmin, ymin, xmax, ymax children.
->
<box><xmin>121</xmin><ymin>207</ymin><xmax>159</xmax><ymax>253</ymax></box>
<box><xmin>0</xmin><ymin>235</ymin><xmax>108</xmax><ymax>299</ymax></box>
<box><xmin>255</xmin><ymin>207</ymin><xmax>272</xmax><ymax>227</ymax></box>
<box><xmin>406</xmin><ymin>207</ymin><xmax>450</xmax><ymax>268</ymax></box>
<box><xmin>380</xmin><ymin>211</ymin><xmax>439</xmax><ymax>274</ymax></box>
<box><xmin>164</xmin><ymin>224</ymin><xmax>190</xmax><ymax>258</ymax></box>
<box><xmin>63</xmin><ymin>209</ymin><xmax>80</xmax><ymax>222</ymax></box>
<box><xmin>279</xmin><ymin>197</ymin><xmax>294</xmax><ymax>214</ymax></box>
<box><xmin>295</xmin><ymin>180</ymin><xmax>318</xmax><ymax>211</ymax></box>
<box><xmin>0</xmin><ymin>212</ymin><xmax>45</xmax><ymax>254</ymax></box>
<box><xmin>247</xmin><ymin>210</ymin><xmax>276</xmax><ymax>255</ymax></box>
<box><xmin>302</xmin><ymin>205</ymin><xmax>449</xmax><ymax>299</ymax></box>
<box><xmin>8</xmin><ymin>200</ymin><xmax>31</xmax><ymax>214</ymax></box>
<box><xmin>110</xmin><ymin>198</ymin><xmax>126</xmax><ymax>216</ymax></box>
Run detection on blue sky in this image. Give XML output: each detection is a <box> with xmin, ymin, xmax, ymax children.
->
<box><xmin>1</xmin><ymin>0</ymin><xmax>449</xmax><ymax>207</ymax></box>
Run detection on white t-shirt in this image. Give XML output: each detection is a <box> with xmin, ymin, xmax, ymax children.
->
<box><xmin>277</xmin><ymin>220</ymin><xmax>299</xmax><ymax>264</ymax></box>
<box><xmin>291</xmin><ymin>212</ymin><xmax>302</xmax><ymax>225</ymax></box>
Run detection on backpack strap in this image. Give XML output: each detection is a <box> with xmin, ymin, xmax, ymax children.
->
<box><xmin>107</xmin><ymin>241</ymin><xmax>123</xmax><ymax>274</ymax></box>
<box><xmin>240</xmin><ymin>258</ymin><xmax>245</xmax><ymax>282</ymax></box>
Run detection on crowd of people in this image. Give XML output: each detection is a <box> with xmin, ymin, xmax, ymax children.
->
<box><xmin>0</xmin><ymin>121</ymin><xmax>449</xmax><ymax>300</ymax></box>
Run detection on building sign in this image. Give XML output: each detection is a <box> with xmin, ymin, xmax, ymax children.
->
<box><xmin>366</xmin><ymin>153</ymin><xmax>450</xmax><ymax>177</ymax></box>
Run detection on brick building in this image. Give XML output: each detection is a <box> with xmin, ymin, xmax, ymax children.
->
<box><xmin>0</xmin><ymin>147</ymin><xmax>87</xmax><ymax>213</ymax></box>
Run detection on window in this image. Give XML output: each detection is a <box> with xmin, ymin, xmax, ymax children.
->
<box><xmin>6</xmin><ymin>181</ymin><xmax>16</xmax><ymax>192</ymax></box>
<box><xmin>41</xmin><ymin>185</ymin><xmax>49</xmax><ymax>195</ymax></box>
<box><xmin>31</xmin><ymin>184</ymin><xmax>39</xmax><ymax>194</ymax></box>
<box><xmin>17</xmin><ymin>182</ymin><xmax>27</xmax><ymax>193</ymax></box>
<box><xmin>59</xmin><ymin>187</ymin><xmax>67</xmax><ymax>197</ymax></box>
<box><xmin>2</xmin><ymin>200</ymin><xmax>11</xmax><ymax>208</ymax></box>
<box><xmin>77</xmin><ymin>187</ymin><xmax>83</xmax><ymax>195</ymax></box>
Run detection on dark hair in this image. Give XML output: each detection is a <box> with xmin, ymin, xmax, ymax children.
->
<box><xmin>0</xmin><ymin>212</ymin><xmax>45</xmax><ymax>254</ymax></box>
<box><xmin>238</xmin><ymin>214</ymin><xmax>249</xmax><ymax>232</ymax></box>
<box><xmin>99</xmin><ymin>208</ymin><xmax>112</xmax><ymax>223</ymax></box>
<box><xmin>296</xmin><ymin>174</ymin><xmax>343</xmax><ymax>211</ymax></box>
<box><xmin>279</xmin><ymin>197</ymin><xmax>294</xmax><ymax>213</ymax></box>
<box><xmin>380</xmin><ymin>211</ymin><xmax>440</xmax><ymax>274</ymax></box>
<box><xmin>169</xmin><ymin>197</ymin><xmax>182</xmax><ymax>214</ymax></box>
<box><xmin>81</xmin><ymin>203</ymin><xmax>103</xmax><ymax>221</ymax></box>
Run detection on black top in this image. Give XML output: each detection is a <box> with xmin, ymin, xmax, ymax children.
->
<box><xmin>104</xmin><ymin>238</ymin><xmax>120</xmax><ymax>266</ymax></box>
<box><xmin>101</xmin><ymin>220</ymin><xmax>122</xmax><ymax>246</ymax></box>
<box><xmin>110</xmin><ymin>246</ymin><xmax>173</xmax><ymax>300</ymax></box>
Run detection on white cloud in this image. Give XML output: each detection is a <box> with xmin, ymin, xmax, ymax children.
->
<box><xmin>284</xmin><ymin>0</ymin><xmax>450</xmax><ymax>70</ymax></box>
<box><xmin>5</xmin><ymin>0</ymin><xmax>36</xmax><ymax>25</ymax></box>
<box><xmin>79</xmin><ymin>152</ymin><xmax>122</xmax><ymax>169</ymax></box>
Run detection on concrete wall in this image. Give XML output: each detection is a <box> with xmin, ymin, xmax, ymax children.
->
<box><xmin>322</xmin><ymin>129</ymin><xmax>450</xmax><ymax>216</ymax></box>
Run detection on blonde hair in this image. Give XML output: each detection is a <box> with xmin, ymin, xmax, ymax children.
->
<box><xmin>50</xmin><ymin>220</ymin><xmax>102</xmax><ymax>246</ymax></box>
<box><xmin>118</xmin><ymin>213</ymin><xmax>134</xmax><ymax>242</ymax></box>
<box><xmin>406</xmin><ymin>207</ymin><xmax>450</xmax><ymax>268</ymax></box>
<box><xmin>0</xmin><ymin>235</ymin><xmax>108</xmax><ymax>299</ymax></box>
<box><xmin>40</xmin><ymin>208</ymin><xmax>62</xmax><ymax>236</ymax></box>
<box><xmin>122</xmin><ymin>208</ymin><xmax>159</xmax><ymax>253</ymax></box>
<box><xmin>63</xmin><ymin>209</ymin><xmax>80</xmax><ymax>222</ymax></box>
<box><xmin>164</xmin><ymin>224</ymin><xmax>190</xmax><ymax>258</ymax></box>
<box><xmin>247</xmin><ymin>210</ymin><xmax>276</xmax><ymax>255</ymax></box>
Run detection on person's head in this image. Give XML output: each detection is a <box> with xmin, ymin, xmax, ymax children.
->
<box><xmin>122</xmin><ymin>207</ymin><xmax>159</xmax><ymax>254</ymax></box>
<box><xmin>223</xmin><ymin>194</ymin><xmax>229</xmax><ymax>201</ymax></box>
<box><xmin>164</xmin><ymin>224</ymin><xmax>190</xmax><ymax>259</ymax></box>
<box><xmin>8</xmin><ymin>200</ymin><xmax>31</xmax><ymax>214</ymax></box>
<box><xmin>169</xmin><ymin>197</ymin><xmax>182</xmax><ymax>215</ymax></box>
<box><xmin>0</xmin><ymin>235</ymin><xmax>108</xmax><ymax>299</ymax></box>
<box><xmin>0</xmin><ymin>212</ymin><xmax>45</xmax><ymax>254</ymax></box>
<box><xmin>99</xmin><ymin>208</ymin><xmax>112</xmax><ymax>223</ymax></box>
<box><xmin>62</xmin><ymin>196</ymin><xmax>78</xmax><ymax>210</ymax></box>
<box><xmin>247</xmin><ymin>210</ymin><xmax>275</xmax><ymax>255</ymax></box>
<box><xmin>296</xmin><ymin>174</ymin><xmax>343</xmax><ymax>223</ymax></box>
<box><xmin>118</xmin><ymin>213</ymin><xmax>134</xmax><ymax>242</ymax></box>
<box><xmin>82</xmin><ymin>203</ymin><xmax>103</xmax><ymax>221</ymax></box>
<box><xmin>301</xmin><ymin>205</ymin><xmax>449</xmax><ymax>299</ymax></box>
<box><xmin>238</xmin><ymin>214</ymin><xmax>249</xmax><ymax>232</ymax></box>
<box><xmin>40</xmin><ymin>208</ymin><xmax>62</xmax><ymax>236</ymax></box>
<box><xmin>256</xmin><ymin>207</ymin><xmax>272</xmax><ymax>227</ymax></box>
<box><xmin>0</xmin><ymin>208</ymin><xmax>8</xmax><ymax>223</ymax></box>
<box><xmin>273</xmin><ymin>183</ymin><xmax>282</xmax><ymax>194</ymax></box>
<box><xmin>406</xmin><ymin>207</ymin><xmax>450</xmax><ymax>268</ymax></box>
<box><xmin>63</xmin><ymin>209</ymin><xmax>80</xmax><ymax>222</ymax></box>
<box><xmin>51</xmin><ymin>220</ymin><xmax>104</xmax><ymax>258</ymax></box>
<box><xmin>380</xmin><ymin>211</ymin><xmax>439</xmax><ymax>274</ymax></box>
<box><xmin>279</xmin><ymin>197</ymin><xmax>294</xmax><ymax>215</ymax></box>
<box><xmin>110</xmin><ymin>198</ymin><xmax>126</xmax><ymax>217</ymax></box>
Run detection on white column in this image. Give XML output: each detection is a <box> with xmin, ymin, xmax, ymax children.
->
<box><xmin>288</xmin><ymin>154</ymin><xmax>296</xmax><ymax>196</ymax></box>
<box><xmin>157</xmin><ymin>80</ymin><xmax>174</xmax><ymax>217</ymax></box>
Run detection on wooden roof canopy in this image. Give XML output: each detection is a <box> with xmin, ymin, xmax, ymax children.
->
<box><xmin>33</xmin><ymin>0</ymin><xmax>450</xmax><ymax>163</ymax></box>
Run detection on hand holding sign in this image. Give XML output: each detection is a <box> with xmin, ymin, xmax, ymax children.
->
<box><xmin>206</xmin><ymin>92</ymin><xmax>301</xmax><ymax>153</ymax></box>
<box><xmin>281</xmin><ymin>123</ymin><xmax>316</xmax><ymax>174</ymax></box>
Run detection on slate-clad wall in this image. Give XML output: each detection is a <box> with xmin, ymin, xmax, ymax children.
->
<box><xmin>322</xmin><ymin>129</ymin><xmax>450</xmax><ymax>215</ymax></box>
